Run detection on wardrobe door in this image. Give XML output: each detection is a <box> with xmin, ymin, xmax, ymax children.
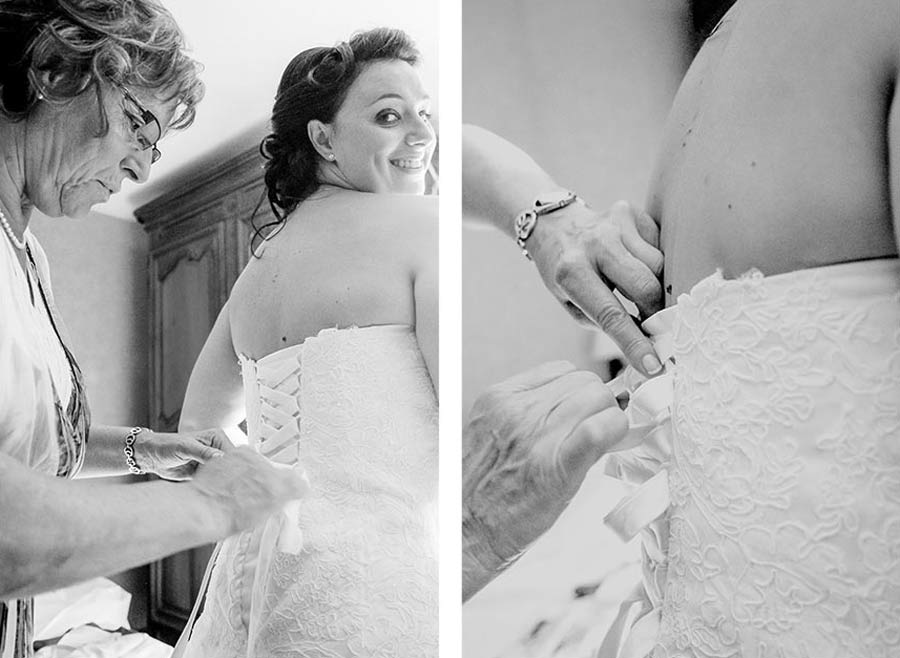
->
<box><xmin>144</xmin><ymin>224</ymin><xmax>226</xmax><ymax>643</ymax></box>
<box><xmin>149</xmin><ymin>223</ymin><xmax>228</xmax><ymax>433</ymax></box>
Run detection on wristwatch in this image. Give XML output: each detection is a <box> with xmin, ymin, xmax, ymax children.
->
<box><xmin>514</xmin><ymin>190</ymin><xmax>580</xmax><ymax>259</ymax></box>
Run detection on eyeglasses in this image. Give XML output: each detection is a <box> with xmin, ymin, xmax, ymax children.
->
<box><xmin>119</xmin><ymin>86</ymin><xmax>162</xmax><ymax>164</ymax></box>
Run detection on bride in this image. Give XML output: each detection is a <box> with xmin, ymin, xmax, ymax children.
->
<box><xmin>175</xmin><ymin>27</ymin><xmax>437</xmax><ymax>657</ymax></box>
<box><xmin>461</xmin><ymin>0</ymin><xmax>898</xmax><ymax>655</ymax></box>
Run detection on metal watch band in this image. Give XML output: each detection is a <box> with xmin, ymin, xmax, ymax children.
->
<box><xmin>514</xmin><ymin>191</ymin><xmax>579</xmax><ymax>259</ymax></box>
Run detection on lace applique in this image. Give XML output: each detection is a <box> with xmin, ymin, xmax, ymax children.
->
<box><xmin>604</xmin><ymin>260</ymin><xmax>900</xmax><ymax>658</ymax></box>
<box><xmin>185</xmin><ymin>325</ymin><xmax>438</xmax><ymax>658</ymax></box>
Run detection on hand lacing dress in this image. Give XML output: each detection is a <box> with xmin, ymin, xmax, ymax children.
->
<box><xmin>602</xmin><ymin>259</ymin><xmax>900</xmax><ymax>658</ymax></box>
<box><xmin>182</xmin><ymin>324</ymin><xmax>438</xmax><ymax>658</ymax></box>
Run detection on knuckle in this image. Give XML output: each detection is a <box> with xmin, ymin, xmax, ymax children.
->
<box><xmin>634</xmin><ymin>275</ymin><xmax>663</xmax><ymax>302</ymax></box>
<box><xmin>553</xmin><ymin>257</ymin><xmax>581</xmax><ymax>287</ymax></box>
<box><xmin>562</xmin><ymin>301</ymin><xmax>588</xmax><ymax>323</ymax></box>
<box><xmin>619</xmin><ymin>330</ymin><xmax>650</xmax><ymax>355</ymax></box>
<box><xmin>594</xmin><ymin>303</ymin><xmax>630</xmax><ymax>332</ymax></box>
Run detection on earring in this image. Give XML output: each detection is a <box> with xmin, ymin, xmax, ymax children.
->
<box><xmin>327</xmin><ymin>153</ymin><xmax>335</xmax><ymax>161</ymax></box>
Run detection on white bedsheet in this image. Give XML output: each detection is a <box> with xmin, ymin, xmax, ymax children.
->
<box><xmin>34</xmin><ymin>578</ymin><xmax>171</xmax><ymax>658</ymax></box>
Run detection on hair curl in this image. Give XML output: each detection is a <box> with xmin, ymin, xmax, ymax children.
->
<box><xmin>259</xmin><ymin>27</ymin><xmax>420</xmax><ymax>223</ymax></box>
<box><xmin>0</xmin><ymin>0</ymin><xmax>204</xmax><ymax>132</ymax></box>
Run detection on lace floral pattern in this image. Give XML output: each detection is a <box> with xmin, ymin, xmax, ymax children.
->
<box><xmin>654</xmin><ymin>261</ymin><xmax>900</xmax><ymax>658</ymax></box>
<box><xmin>184</xmin><ymin>325</ymin><xmax>438</xmax><ymax>658</ymax></box>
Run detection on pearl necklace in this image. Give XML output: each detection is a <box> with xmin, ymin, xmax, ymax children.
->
<box><xmin>0</xmin><ymin>205</ymin><xmax>26</xmax><ymax>250</ymax></box>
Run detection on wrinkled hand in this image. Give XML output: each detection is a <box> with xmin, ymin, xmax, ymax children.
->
<box><xmin>528</xmin><ymin>200</ymin><xmax>665</xmax><ymax>375</ymax></box>
<box><xmin>462</xmin><ymin>361</ymin><xmax>634</xmax><ymax>600</ymax></box>
<box><xmin>136</xmin><ymin>428</ymin><xmax>232</xmax><ymax>481</ymax></box>
<box><xmin>190</xmin><ymin>446</ymin><xmax>310</xmax><ymax>535</ymax></box>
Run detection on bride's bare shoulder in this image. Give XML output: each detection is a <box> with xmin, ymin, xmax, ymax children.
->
<box><xmin>356</xmin><ymin>193</ymin><xmax>437</xmax><ymax>242</ymax></box>
<box><xmin>362</xmin><ymin>195</ymin><xmax>437</xmax><ymax>273</ymax></box>
<box><xmin>361</xmin><ymin>193</ymin><xmax>436</xmax><ymax>224</ymax></box>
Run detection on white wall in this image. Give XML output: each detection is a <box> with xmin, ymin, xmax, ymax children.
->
<box><xmin>30</xmin><ymin>212</ymin><xmax>149</xmax><ymax>427</ymax></box>
<box><xmin>462</xmin><ymin>1</ymin><xmax>693</xmax><ymax>655</ymax></box>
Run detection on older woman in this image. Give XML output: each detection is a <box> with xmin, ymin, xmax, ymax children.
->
<box><xmin>0</xmin><ymin>2</ymin><xmax>307</xmax><ymax>655</ymax></box>
<box><xmin>176</xmin><ymin>27</ymin><xmax>437</xmax><ymax>658</ymax></box>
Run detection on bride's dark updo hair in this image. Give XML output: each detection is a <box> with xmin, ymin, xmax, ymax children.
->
<box><xmin>260</xmin><ymin>27</ymin><xmax>420</xmax><ymax>221</ymax></box>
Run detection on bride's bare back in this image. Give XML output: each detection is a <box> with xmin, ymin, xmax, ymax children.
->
<box><xmin>228</xmin><ymin>189</ymin><xmax>436</xmax><ymax>361</ymax></box>
<box><xmin>648</xmin><ymin>0</ymin><xmax>899</xmax><ymax>300</ymax></box>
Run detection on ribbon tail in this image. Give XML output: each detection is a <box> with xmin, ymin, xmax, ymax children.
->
<box><xmin>171</xmin><ymin>542</ymin><xmax>222</xmax><ymax>658</ymax></box>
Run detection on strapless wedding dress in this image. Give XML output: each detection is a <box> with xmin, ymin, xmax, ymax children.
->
<box><xmin>602</xmin><ymin>259</ymin><xmax>900</xmax><ymax>658</ymax></box>
<box><xmin>182</xmin><ymin>324</ymin><xmax>438</xmax><ymax>658</ymax></box>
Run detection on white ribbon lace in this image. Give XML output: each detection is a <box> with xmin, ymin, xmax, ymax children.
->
<box><xmin>598</xmin><ymin>307</ymin><xmax>676</xmax><ymax>658</ymax></box>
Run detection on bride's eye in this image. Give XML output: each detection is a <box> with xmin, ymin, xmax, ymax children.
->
<box><xmin>376</xmin><ymin>109</ymin><xmax>402</xmax><ymax>125</ymax></box>
<box><xmin>419</xmin><ymin>110</ymin><xmax>432</xmax><ymax>122</ymax></box>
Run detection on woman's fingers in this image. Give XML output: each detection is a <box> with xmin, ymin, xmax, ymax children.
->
<box><xmin>619</xmin><ymin>219</ymin><xmax>664</xmax><ymax>279</ymax></box>
<box><xmin>557</xmin><ymin>266</ymin><xmax>662</xmax><ymax>375</ymax></box>
<box><xmin>635</xmin><ymin>209</ymin><xmax>660</xmax><ymax>249</ymax></box>
<box><xmin>184</xmin><ymin>442</ymin><xmax>224</xmax><ymax>463</ymax></box>
<box><xmin>542</xmin><ymin>371</ymin><xmax>616</xmax><ymax>424</ymax></box>
<box><xmin>557</xmin><ymin>406</ymin><xmax>629</xmax><ymax>480</ymax></box>
<box><xmin>498</xmin><ymin>360</ymin><xmax>577</xmax><ymax>391</ymax></box>
<box><xmin>197</xmin><ymin>428</ymin><xmax>235</xmax><ymax>451</ymax></box>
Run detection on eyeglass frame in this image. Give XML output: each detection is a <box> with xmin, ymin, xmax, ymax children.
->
<box><xmin>118</xmin><ymin>85</ymin><xmax>162</xmax><ymax>164</ymax></box>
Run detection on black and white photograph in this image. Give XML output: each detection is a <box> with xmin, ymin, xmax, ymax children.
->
<box><xmin>461</xmin><ymin>0</ymin><xmax>899</xmax><ymax>657</ymax></box>
<box><xmin>0</xmin><ymin>1</ymin><xmax>437</xmax><ymax>656</ymax></box>
<box><xmin>2</xmin><ymin>0</ymin><xmax>900</xmax><ymax>657</ymax></box>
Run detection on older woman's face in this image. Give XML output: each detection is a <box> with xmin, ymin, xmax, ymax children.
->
<box><xmin>25</xmin><ymin>85</ymin><xmax>173</xmax><ymax>218</ymax></box>
<box><xmin>327</xmin><ymin>60</ymin><xmax>435</xmax><ymax>195</ymax></box>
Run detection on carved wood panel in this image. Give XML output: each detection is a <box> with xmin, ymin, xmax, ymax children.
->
<box><xmin>149</xmin><ymin>225</ymin><xmax>226</xmax><ymax>431</ymax></box>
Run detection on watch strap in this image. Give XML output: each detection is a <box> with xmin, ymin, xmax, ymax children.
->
<box><xmin>514</xmin><ymin>191</ymin><xmax>579</xmax><ymax>259</ymax></box>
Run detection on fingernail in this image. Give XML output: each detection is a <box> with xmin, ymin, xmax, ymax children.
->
<box><xmin>642</xmin><ymin>354</ymin><xmax>663</xmax><ymax>375</ymax></box>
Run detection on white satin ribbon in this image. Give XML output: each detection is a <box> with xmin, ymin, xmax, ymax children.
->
<box><xmin>246</xmin><ymin>466</ymin><xmax>304</xmax><ymax>657</ymax></box>
<box><xmin>596</xmin><ymin>307</ymin><xmax>676</xmax><ymax>658</ymax></box>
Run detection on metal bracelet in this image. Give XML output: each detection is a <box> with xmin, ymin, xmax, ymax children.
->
<box><xmin>124</xmin><ymin>426</ymin><xmax>146</xmax><ymax>475</ymax></box>
<box><xmin>513</xmin><ymin>191</ymin><xmax>580</xmax><ymax>260</ymax></box>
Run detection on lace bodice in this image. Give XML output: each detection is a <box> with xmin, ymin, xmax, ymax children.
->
<box><xmin>602</xmin><ymin>259</ymin><xmax>900</xmax><ymax>658</ymax></box>
<box><xmin>183</xmin><ymin>324</ymin><xmax>438</xmax><ymax>658</ymax></box>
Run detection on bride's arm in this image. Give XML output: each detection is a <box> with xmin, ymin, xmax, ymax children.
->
<box><xmin>411</xmin><ymin>206</ymin><xmax>438</xmax><ymax>397</ymax></box>
<box><xmin>414</xmin><ymin>256</ymin><xmax>438</xmax><ymax>397</ymax></box>
<box><xmin>180</xmin><ymin>302</ymin><xmax>245</xmax><ymax>438</ymax></box>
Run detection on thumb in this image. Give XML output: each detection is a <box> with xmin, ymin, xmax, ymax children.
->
<box><xmin>557</xmin><ymin>407</ymin><xmax>629</xmax><ymax>481</ymax></box>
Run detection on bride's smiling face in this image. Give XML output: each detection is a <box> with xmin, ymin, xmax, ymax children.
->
<box><xmin>319</xmin><ymin>59</ymin><xmax>435</xmax><ymax>195</ymax></box>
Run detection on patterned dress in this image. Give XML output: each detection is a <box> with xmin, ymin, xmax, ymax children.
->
<box><xmin>603</xmin><ymin>259</ymin><xmax>900</xmax><ymax>658</ymax></box>
<box><xmin>182</xmin><ymin>324</ymin><xmax>438</xmax><ymax>658</ymax></box>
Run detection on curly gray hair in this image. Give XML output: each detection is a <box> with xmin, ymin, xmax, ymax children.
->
<box><xmin>0</xmin><ymin>0</ymin><xmax>204</xmax><ymax>130</ymax></box>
